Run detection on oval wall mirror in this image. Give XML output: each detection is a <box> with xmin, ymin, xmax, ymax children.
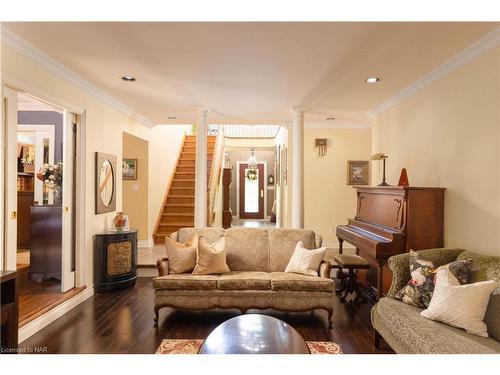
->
<box><xmin>99</xmin><ymin>160</ymin><xmax>114</xmax><ymax>206</ymax></box>
<box><xmin>95</xmin><ymin>152</ymin><xmax>117</xmax><ymax>214</ymax></box>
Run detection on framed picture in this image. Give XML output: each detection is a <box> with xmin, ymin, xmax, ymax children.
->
<box><xmin>280</xmin><ymin>145</ymin><xmax>288</xmax><ymax>186</ymax></box>
<box><xmin>122</xmin><ymin>158</ymin><xmax>137</xmax><ymax>180</ymax></box>
<box><xmin>274</xmin><ymin>145</ymin><xmax>280</xmax><ymax>187</ymax></box>
<box><xmin>347</xmin><ymin>160</ymin><xmax>369</xmax><ymax>185</ymax></box>
<box><xmin>95</xmin><ymin>152</ymin><xmax>117</xmax><ymax>214</ymax></box>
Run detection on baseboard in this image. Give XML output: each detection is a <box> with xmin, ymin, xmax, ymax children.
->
<box><xmin>138</xmin><ymin>238</ymin><xmax>154</xmax><ymax>248</ymax></box>
<box><xmin>18</xmin><ymin>286</ymin><xmax>94</xmax><ymax>343</ymax></box>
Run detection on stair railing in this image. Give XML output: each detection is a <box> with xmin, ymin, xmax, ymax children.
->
<box><xmin>207</xmin><ymin>128</ymin><xmax>225</xmax><ymax>226</ymax></box>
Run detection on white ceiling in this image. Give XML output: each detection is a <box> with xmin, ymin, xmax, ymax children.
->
<box><xmin>4</xmin><ymin>22</ymin><xmax>498</xmax><ymax>126</ymax></box>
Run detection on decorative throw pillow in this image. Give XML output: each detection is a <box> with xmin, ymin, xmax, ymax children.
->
<box><xmin>165</xmin><ymin>235</ymin><xmax>198</xmax><ymax>274</ymax></box>
<box><xmin>436</xmin><ymin>258</ymin><xmax>473</xmax><ymax>285</ymax></box>
<box><xmin>394</xmin><ymin>250</ymin><xmax>436</xmax><ymax>308</ymax></box>
<box><xmin>395</xmin><ymin>251</ymin><xmax>473</xmax><ymax>308</ymax></box>
<box><xmin>192</xmin><ymin>236</ymin><xmax>230</xmax><ymax>275</ymax></box>
<box><xmin>285</xmin><ymin>241</ymin><xmax>326</xmax><ymax>276</ymax></box>
<box><xmin>421</xmin><ymin>269</ymin><xmax>496</xmax><ymax>337</ymax></box>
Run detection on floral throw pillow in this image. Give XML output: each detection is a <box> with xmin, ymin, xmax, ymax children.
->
<box><xmin>395</xmin><ymin>250</ymin><xmax>436</xmax><ymax>308</ymax></box>
<box><xmin>395</xmin><ymin>250</ymin><xmax>473</xmax><ymax>309</ymax></box>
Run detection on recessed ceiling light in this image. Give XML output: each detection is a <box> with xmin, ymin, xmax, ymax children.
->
<box><xmin>121</xmin><ymin>75</ymin><xmax>136</xmax><ymax>82</ymax></box>
<box><xmin>365</xmin><ymin>77</ymin><xmax>380</xmax><ymax>84</ymax></box>
<box><xmin>326</xmin><ymin>117</ymin><xmax>336</xmax><ymax>121</ymax></box>
<box><xmin>167</xmin><ymin>116</ymin><xmax>177</xmax><ymax>120</ymax></box>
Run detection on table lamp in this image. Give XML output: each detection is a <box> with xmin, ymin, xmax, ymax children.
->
<box><xmin>371</xmin><ymin>153</ymin><xmax>389</xmax><ymax>186</ymax></box>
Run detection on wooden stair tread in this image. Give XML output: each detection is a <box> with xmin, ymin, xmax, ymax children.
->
<box><xmin>154</xmin><ymin>134</ymin><xmax>218</xmax><ymax>243</ymax></box>
<box><xmin>158</xmin><ymin>222</ymin><xmax>194</xmax><ymax>226</ymax></box>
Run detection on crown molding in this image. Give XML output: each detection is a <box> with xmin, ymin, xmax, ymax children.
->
<box><xmin>368</xmin><ymin>26</ymin><xmax>500</xmax><ymax>117</ymax></box>
<box><xmin>1</xmin><ymin>26</ymin><xmax>156</xmax><ymax>128</ymax></box>
<box><xmin>305</xmin><ymin>120</ymin><xmax>371</xmax><ymax>129</ymax></box>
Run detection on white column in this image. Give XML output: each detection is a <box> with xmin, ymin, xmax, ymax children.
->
<box><xmin>291</xmin><ymin>107</ymin><xmax>306</xmax><ymax>229</ymax></box>
<box><xmin>194</xmin><ymin>106</ymin><xmax>209</xmax><ymax>228</ymax></box>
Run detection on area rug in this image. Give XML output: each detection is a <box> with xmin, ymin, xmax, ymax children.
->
<box><xmin>156</xmin><ymin>339</ymin><xmax>342</xmax><ymax>354</ymax></box>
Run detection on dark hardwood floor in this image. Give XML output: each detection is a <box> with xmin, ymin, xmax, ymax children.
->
<box><xmin>18</xmin><ymin>266</ymin><xmax>85</xmax><ymax>327</ymax></box>
<box><xmin>20</xmin><ymin>277</ymin><xmax>393</xmax><ymax>354</ymax></box>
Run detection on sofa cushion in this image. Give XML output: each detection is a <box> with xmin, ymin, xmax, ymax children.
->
<box><xmin>268</xmin><ymin>229</ymin><xmax>316</xmax><ymax>272</ymax></box>
<box><xmin>285</xmin><ymin>241</ymin><xmax>326</xmax><ymax>276</ymax></box>
<box><xmin>394</xmin><ymin>250</ymin><xmax>436</xmax><ymax>308</ymax></box>
<box><xmin>217</xmin><ymin>271</ymin><xmax>271</xmax><ymax>290</ymax></box>
<box><xmin>165</xmin><ymin>235</ymin><xmax>198</xmax><ymax>274</ymax></box>
<box><xmin>153</xmin><ymin>274</ymin><xmax>219</xmax><ymax>290</ymax></box>
<box><xmin>372</xmin><ymin>297</ymin><xmax>500</xmax><ymax>354</ymax></box>
<box><xmin>177</xmin><ymin>227</ymin><xmax>226</xmax><ymax>245</ymax></box>
<box><xmin>192</xmin><ymin>236</ymin><xmax>230</xmax><ymax>275</ymax></box>
<box><xmin>225</xmin><ymin>228</ymin><xmax>270</xmax><ymax>271</ymax></box>
<box><xmin>270</xmin><ymin>272</ymin><xmax>334</xmax><ymax>292</ymax></box>
<box><xmin>421</xmin><ymin>269</ymin><xmax>496</xmax><ymax>337</ymax></box>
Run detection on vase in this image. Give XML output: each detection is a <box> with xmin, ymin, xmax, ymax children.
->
<box><xmin>113</xmin><ymin>212</ymin><xmax>127</xmax><ymax>232</ymax></box>
<box><xmin>53</xmin><ymin>188</ymin><xmax>63</xmax><ymax>206</ymax></box>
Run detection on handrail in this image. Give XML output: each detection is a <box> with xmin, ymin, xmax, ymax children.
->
<box><xmin>207</xmin><ymin>129</ymin><xmax>225</xmax><ymax>226</ymax></box>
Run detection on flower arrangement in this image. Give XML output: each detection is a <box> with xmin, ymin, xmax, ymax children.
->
<box><xmin>37</xmin><ymin>162</ymin><xmax>63</xmax><ymax>190</ymax></box>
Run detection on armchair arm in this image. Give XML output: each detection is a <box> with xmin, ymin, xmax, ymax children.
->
<box><xmin>156</xmin><ymin>257</ymin><xmax>170</xmax><ymax>277</ymax></box>
<box><xmin>169</xmin><ymin>231</ymin><xmax>179</xmax><ymax>241</ymax></box>
<box><xmin>315</xmin><ymin>234</ymin><xmax>323</xmax><ymax>248</ymax></box>
<box><xmin>319</xmin><ymin>260</ymin><xmax>332</xmax><ymax>278</ymax></box>
<box><xmin>386</xmin><ymin>253</ymin><xmax>411</xmax><ymax>298</ymax></box>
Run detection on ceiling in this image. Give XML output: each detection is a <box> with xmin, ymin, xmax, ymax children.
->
<box><xmin>3</xmin><ymin>22</ymin><xmax>498</xmax><ymax>126</ymax></box>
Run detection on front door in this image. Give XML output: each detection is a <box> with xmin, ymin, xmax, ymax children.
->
<box><xmin>239</xmin><ymin>163</ymin><xmax>264</xmax><ymax>219</ymax></box>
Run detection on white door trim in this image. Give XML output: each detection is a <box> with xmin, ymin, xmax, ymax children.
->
<box><xmin>2</xmin><ymin>86</ymin><xmax>18</xmax><ymax>270</ymax></box>
<box><xmin>2</xmin><ymin>79</ymin><xmax>87</xmax><ymax>291</ymax></box>
<box><xmin>61</xmin><ymin>112</ymin><xmax>75</xmax><ymax>292</ymax></box>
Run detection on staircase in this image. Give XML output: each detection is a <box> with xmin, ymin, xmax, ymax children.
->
<box><xmin>153</xmin><ymin>135</ymin><xmax>216</xmax><ymax>244</ymax></box>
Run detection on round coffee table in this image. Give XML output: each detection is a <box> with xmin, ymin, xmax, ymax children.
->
<box><xmin>198</xmin><ymin>314</ymin><xmax>310</xmax><ymax>354</ymax></box>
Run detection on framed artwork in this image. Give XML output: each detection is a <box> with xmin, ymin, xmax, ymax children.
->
<box><xmin>347</xmin><ymin>160</ymin><xmax>369</xmax><ymax>185</ymax></box>
<box><xmin>95</xmin><ymin>152</ymin><xmax>117</xmax><ymax>214</ymax></box>
<box><xmin>122</xmin><ymin>158</ymin><xmax>137</xmax><ymax>180</ymax></box>
<box><xmin>274</xmin><ymin>145</ymin><xmax>280</xmax><ymax>187</ymax></box>
<box><xmin>281</xmin><ymin>146</ymin><xmax>288</xmax><ymax>186</ymax></box>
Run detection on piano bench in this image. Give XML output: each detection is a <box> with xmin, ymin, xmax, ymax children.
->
<box><xmin>333</xmin><ymin>254</ymin><xmax>370</xmax><ymax>304</ymax></box>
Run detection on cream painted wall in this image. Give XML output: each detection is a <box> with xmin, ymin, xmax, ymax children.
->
<box><xmin>372</xmin><ymin>46</ymin><xmax>500</xmax><ymax>256</ymax></box>
<box><xmin>2</xmin><ymin>45</ymin><xmax>152</xmax><ymax>286</ymax></box>
<box><xmin>304</xmin><ymin>128</ymin><xmax>372</xmax><ymax>247</ymax></box>
<box><xmin>123</xmin><ymin>132</ymin><xmax>149</xmax><ymax>241</ymax></box>
<box><xmin>148</xmin><ymin>125</ymin><xmax>191</xmax><ymax>238</ymax></box>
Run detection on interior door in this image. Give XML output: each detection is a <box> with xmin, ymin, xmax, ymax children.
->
<box><xmin>239</xmin><ymin>163</ymin><xmax>265</xmax><ymax>219</ymax></box>
<box><xmin>2</xmin><ymin>86</ymin><xmax>18</xmax><ymax>271</ymax></box>
<box><xmin>61</xmin><ymin>111</ymin><xmax>75</xmax><ymax>292</ymax></box>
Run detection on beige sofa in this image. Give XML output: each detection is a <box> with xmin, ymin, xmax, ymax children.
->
<box><xmin>372</xmin><ymin>248</ymin><xmax>500</xmax><ymax>354</ymax></box>
<box><xmin>153</xmin><ymin>227</ymin><xmax>334</xmax><ymax>327</ymax></box>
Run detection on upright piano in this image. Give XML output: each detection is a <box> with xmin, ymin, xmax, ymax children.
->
<box><xmin>336</xmin><ymin>186</ymin><xmax>445</xmax><ymax>299</ymax></box>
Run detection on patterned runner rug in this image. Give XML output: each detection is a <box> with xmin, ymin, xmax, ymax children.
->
<box><xmin>156</xmin><ymin>339</ymin><xmax>342</xmax><ymax>354</ymax></box>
